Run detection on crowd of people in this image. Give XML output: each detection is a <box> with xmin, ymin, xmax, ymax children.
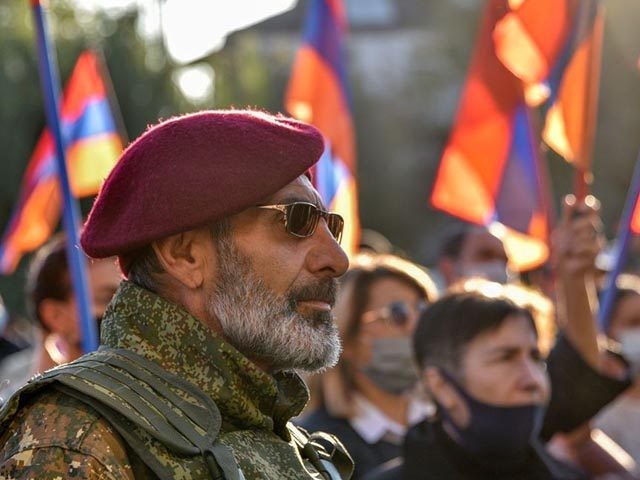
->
<box><xmin>0</xmin><ymin>109</ymin><xmax>638</xmax><ymax>479</ymax></box>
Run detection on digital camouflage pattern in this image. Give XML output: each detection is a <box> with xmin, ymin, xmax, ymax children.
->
<box><xmin>0</xmin><ymin>281</ymin><xmax>351</xmax><ymax>479</ymax></box>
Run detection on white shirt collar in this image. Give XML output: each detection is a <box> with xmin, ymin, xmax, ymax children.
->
<box><xmin>349</xmin><ymin>393</ymin><xmax>433</xmax><ymax>445</ymax></box>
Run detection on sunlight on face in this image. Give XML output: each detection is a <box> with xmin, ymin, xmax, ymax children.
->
<box><xmin>208</xmin><ymin>229</ymin><xmax>341</xmax><ymax>373</ymax></box>
<box><xmin>461</xmin><ymin>315</ymin><xmax>550</xmax><ymax>407</ymax></box>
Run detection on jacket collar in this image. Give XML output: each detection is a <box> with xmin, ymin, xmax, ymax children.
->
<box><xmin>101</xmin><ymin>281</ymin><xmax>309</xmax><ymax>437</ymax></box>
<box><xmin>402</xmin><ymin>419</ymin><xmax>583</xmax><ymax>480</ymax></box>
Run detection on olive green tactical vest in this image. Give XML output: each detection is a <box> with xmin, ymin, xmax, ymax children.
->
<box><xmin>0</xmin><ymin>282</ymin><xmax>353</xmax><ymax>479</ymax></box>
<box><xmin>0</xmin><ymin>348</ymin><xmax>352</xmax><ymax>479</ymax></box>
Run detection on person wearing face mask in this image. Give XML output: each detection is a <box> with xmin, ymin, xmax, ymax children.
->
<box><xmin>369</xmin><ymin>198</ymin><xmax>635</xmax><ymax>479</ymax></box>
<box><xmin>368</xmin><ymin>290</ymin><xmax>589</xmax><ymax>480</ymax></box>
<box><xmin>437</xmin><ymin>224</ymin><xmax>513</xmax><ymax>287</ymax></box>
<box><xmin>594</xmin><ymin>273</ymin><xmax>640</xmax><ymax>467</ymax></box>
<box><xmin>298</xmin><ymin>253</ymin><xmax>438</xmax><ymax>478</ymax></box>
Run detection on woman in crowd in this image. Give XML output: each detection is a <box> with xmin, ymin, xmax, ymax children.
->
<box><xmin>370</xmin><ymin>286</ymin><xmax>590</xmax><ymax>480</ymax></box>
<box><xmin>594</xmin><ymin>273</ymin><xmax>640</xmax><ymax>467</ymax></box>
<box><xmin>369</xmin><ymin>280</ymin><xmax>633</xmax><ymax>480</ymax></box>
<box><xmin>367</xmin><ymin>196</ymin><xmax>635</xmax><ymax>479</ymax></box>
<box><xmin>298</xmin><ymin>253</ymin><xmax>438</xmax><ymax>478</ymax></box>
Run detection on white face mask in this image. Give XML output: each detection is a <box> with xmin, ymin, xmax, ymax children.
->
<box><xmin>619</xmin><ymin>327</ymin><xmax>640</xmax><ymax>374</ymax></box>
<box><xmin>361</xmin><ymin>337</ymin><xmax>419</xmax><ymax>395</ymax></box>
<box><xmin>458</xmin><ymin>260</ymin><xmax>510</xmax><ymax>284</ymax></box>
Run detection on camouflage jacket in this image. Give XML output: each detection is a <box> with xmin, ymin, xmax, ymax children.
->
<box><xmin>0</xmin><ymin>281</ymin><xmax>352</xmax><ymax>479</ymax></box>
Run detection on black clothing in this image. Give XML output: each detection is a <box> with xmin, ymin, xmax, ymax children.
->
<box><xmin>365</xmin><ymin>419</ymin><xmax>589</xmax><ymax>480</ymax></box>
<box><xmin>364</xmin><ymin>336</ymin><xmax>629</xmax><ymax>480</ymax></box>
<box><xmin>0</xmin><ymin>338</ymin><xmax>23</xmax><ymax>364</ymax></box>
<box><xmin>541</xmin><ymin>335</ymin><xmax>631</xmax><ymax>440</ymax></box>
<box><xmin>298</xmin><ymin>408</ymin><xmax>401</xmax><ymax>479</ymax></box>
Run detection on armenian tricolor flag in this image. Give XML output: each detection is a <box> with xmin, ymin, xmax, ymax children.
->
<box><xmin>495</xmin><ymin>0</ymin><xmax>604</xmax><ymax>196</ymax></box>
<box><xmin>0</xmin><ymin>51</ymin><xmax>122</xmax><ymax>273</ymax></box>
<box><xmin>493</xmin><ymin>0</ymin><xmax>579</xmax><ymax>106</ymax></box>
<box><xmin>285</xmin><ymin>0</ymin><xmax>360</xmax><ymax>256</ymax></box>
<box><xmin>633</xmin><ymin>201</ymin><xmax>640</xmax><ymax>235</ymax></box>
<box><xmin>542</xmin><ymin>0</ymin><xmax>603</xmax><ymax>194</ymax></box>
<box><xmin>430</xmin><ymin>0</ymin><xmax>550</xmax><ymax>271</ymax></box>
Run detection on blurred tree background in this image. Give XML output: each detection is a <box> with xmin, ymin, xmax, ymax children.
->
<box><xmin>0</xmin><ymin>0</ymin><xmax>639</xmax><ymax>316</ymax></box>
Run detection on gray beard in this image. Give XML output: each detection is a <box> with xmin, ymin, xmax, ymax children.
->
<box><xmin>207</xmin><ymin>235</ymin><xmax>341</xmax><ymax>373</ymax></box>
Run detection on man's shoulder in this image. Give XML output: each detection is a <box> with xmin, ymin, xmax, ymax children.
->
<box><xmin>0</xmin><ymin>388</ymin><xmax>134</xmax><ymax>479</ymax></box>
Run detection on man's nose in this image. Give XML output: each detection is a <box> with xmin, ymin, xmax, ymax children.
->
<box><xmin>305</xmin><ymin>217</ymin><xmax>349</xmax><ymax>277</ymax></box>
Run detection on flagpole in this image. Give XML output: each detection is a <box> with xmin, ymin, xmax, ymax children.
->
<box><xmin>573</xmin><ymin>5</ymin><xmax>604</xmax><ymax>204</ymax></box>
<box><xmin>573</xmin><ymin>169</ymin><xmax>589</xmax><ymax>203</ymax></box>
<box><xmin>598</xmin><ymin>148</ymin><xmax>640</xmax><ymax>331</ymax></box>
<box><xmin>30</xmin><ymin>0</ymin><xmax>98</xmax><ymax>353</ymax></box>
<box><xmin>94</xmin><ymin>48</ymin><xmax>129</xmax><ymax>145</ymax></box>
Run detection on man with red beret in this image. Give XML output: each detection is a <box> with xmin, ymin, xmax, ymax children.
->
<box><xmin>0</xmin><ymin>110</ymin><xmax>354</xmax><ymax>479</ymax></box>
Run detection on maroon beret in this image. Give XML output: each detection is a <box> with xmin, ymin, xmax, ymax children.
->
<box><xmin>80</xmin><ymin>110</ymin><xmax>324</xmax><ymax>258</ymax></box>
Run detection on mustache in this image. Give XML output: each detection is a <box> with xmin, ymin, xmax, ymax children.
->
<box><xmin>288</xmin><ymin>279</ymin><xmax>338</xmax><ymax>308</ymax></box>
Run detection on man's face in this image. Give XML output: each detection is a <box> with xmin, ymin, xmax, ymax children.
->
<box><xmin>460</xmin><ymin>314</ymin><xmax>550</xmax><ymax>408</ymax></box>
<box><xmin>206</xmin><ymin>176</ymin><xmax>349</xmax><ymax>372</ymax></box>
<box><xmin>456</xmin><ymin>229</ymin><xmax>509</xmax><ymax>284</ymax></box>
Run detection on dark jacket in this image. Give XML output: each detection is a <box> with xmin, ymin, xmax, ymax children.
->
<box><xmin>366</xmin><ymin>336</ymin><xmax>632</xmax><ymax>480</ymax></box>
<box><xmin>365</xmin><ymin>419</ymin><xmax>589</xmax><ymax>480</ymax></box>
<box><xmin>542</xmin><ymin>335</ymin><xmax>631</xmax><ymax>439</ymax></box>
<box><xmin>300</xmin><ymin>408</ymin><xmax>402</xmax><ymax>478</ymax></box>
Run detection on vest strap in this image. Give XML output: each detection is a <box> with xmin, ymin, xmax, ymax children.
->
<box><xmin>37</xmin><ymin>348</ymin><xmax>242</xmax><ymax>480</ymax></box>
<box><xmin>288</xmin><ymin>424</ymin><xmax>354</xmax><ymax>480</ymax></box>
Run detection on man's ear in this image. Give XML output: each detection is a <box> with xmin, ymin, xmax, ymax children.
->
<box><xmin>151</xmin><ymin>228</ymin><xmax>213</xmax><ymax>290</ymax></box>
<box><xmin>423</xmin><ymin>367</ymin><xmax>469</xmax><ymax>427</ymax></box>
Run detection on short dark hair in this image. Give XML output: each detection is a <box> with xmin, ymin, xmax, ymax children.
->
<box><xmin>26</xmin><ymin>234</ymin><xmax>71</xmax><ymax>330</ymax></box>
<box><xmin>124</xmin><ymin>244</ymin><xmax>165</xmax><ymax>293</ymax></box>
<box><xmin>125</xmin><ymin>218</ymin><xmax>232</xmax><ymax>293</ymax></box>
<box><xmin>413</xmin><ymin>291</ymin><xmax>537</xmax><ymax>375</ymax></box>
<box><xmin>438</xmin><ymin>225</ymin><xmax>471</xmax><ymax>261</ymax></box>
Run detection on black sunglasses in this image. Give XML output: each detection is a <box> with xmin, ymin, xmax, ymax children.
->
<box><xmin>255</xmin><ymin>201</ymin><xmax>344</xmax><ymax>242</ymax></box>
<box><xmin>362</xmin><ymin>300</ymin><xmax>428</xmax><ymax>328</ymax></box>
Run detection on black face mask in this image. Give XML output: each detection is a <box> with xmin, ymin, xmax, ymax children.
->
<box><xmin>437</xmin><ymin>369</ymin><xmax>546</xmax><ymax>459</ymax></box>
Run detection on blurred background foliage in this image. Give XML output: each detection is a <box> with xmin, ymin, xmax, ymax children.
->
<box><xmin>0</xmin><ymin>0</ymin><xmax>639</xmax><ymax>315</ymax></box>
